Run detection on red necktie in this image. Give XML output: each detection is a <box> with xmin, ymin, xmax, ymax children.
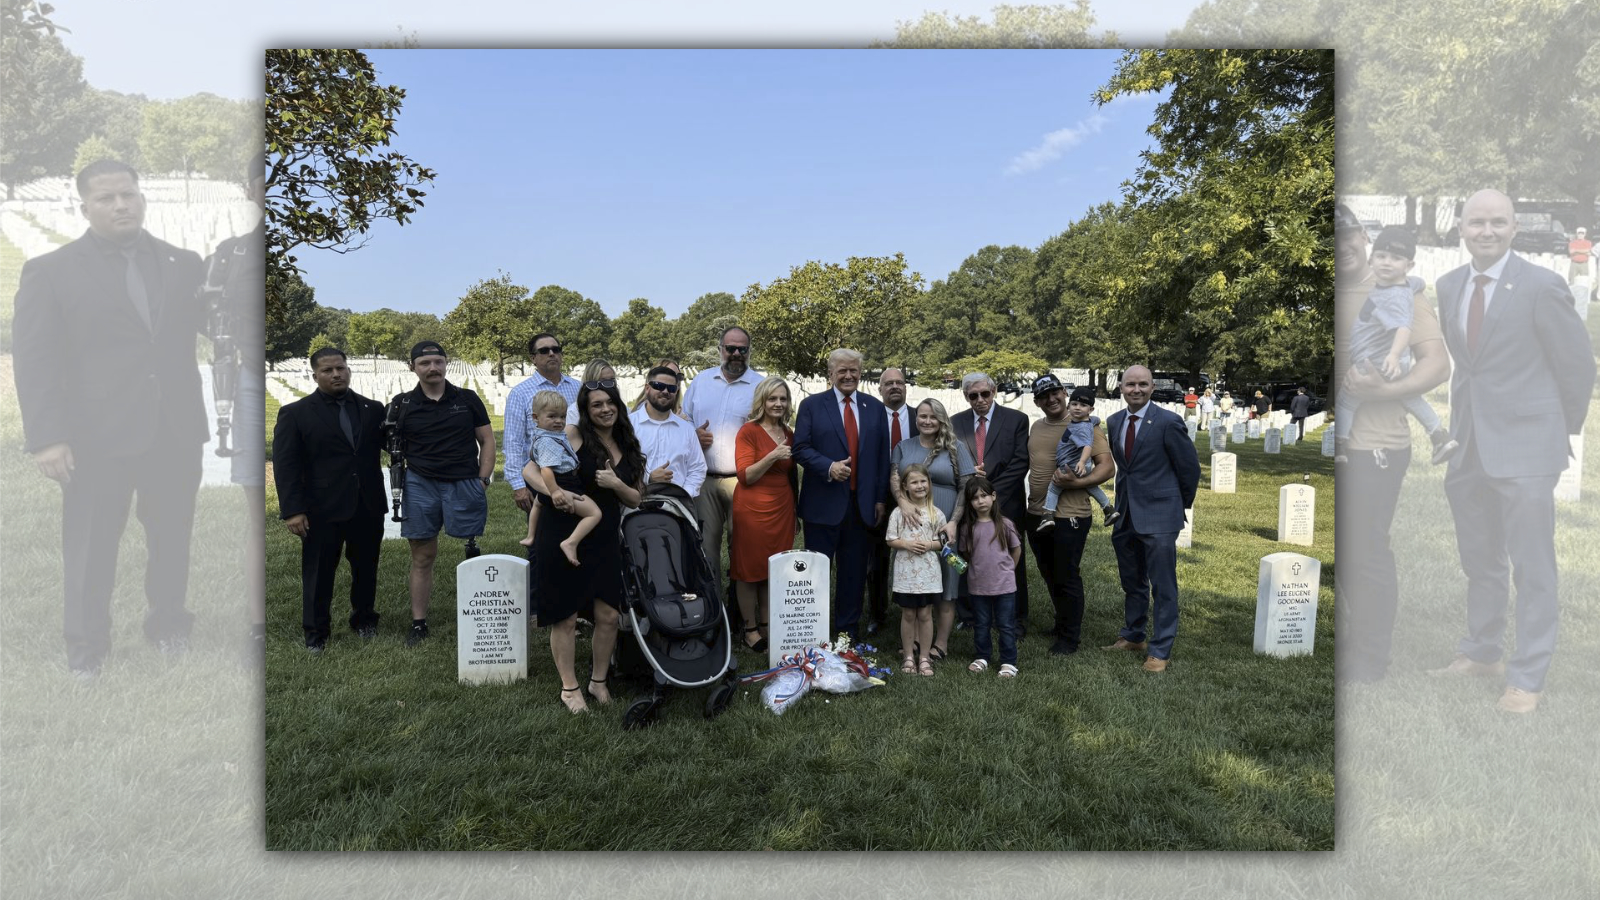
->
<box><xmin>975</xmin><ymin>414</ymin><xmax>987</xmax><ymax>468</ymax></box>
<box><xmin>1467</xmin><ymin>273</ymin><xmax>1491</xmax><ymax>353</ymax></box>
<box><xmin>843</xmin><ymin>394</ymin><xmax>859</xmax><ymax>491</ymax></box>
<box><xmin>1124</xmin><ymin>414</ymin><xmax>1138</xmax><ymax>463</ymax></box>
<box><xmin>890</xmin><ymin>409</ymin><xmax>902</xmax><ymax>450</ymax></box>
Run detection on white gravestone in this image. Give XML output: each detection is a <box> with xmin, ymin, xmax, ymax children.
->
<box><xmin>1277</xmin><ymin>484</ymin><xmax>1315</xmax><ymax>546</ymax></box>
<box><xmin>1210</xmin><ymin>452</ymin><xmax>1237</xmax><ymax>493</ymax></box>
<box><xmin>1322</xmin><ymin>428</ymin><xmax>1336</xmax><ymax>457</ymax></box>
<box><xmin>455</xmin><ymin>554</ymin><xmax>529</xmax><ymax>685</ymax></box>
<box><xmin>1232</xmin><ymin>422</ymin><xmax>1246</xmax><ymax>443</ymax></box>
<box><xmin>1555</xmin><ymin>432</ymin><xmax>1583</xmax><ymax>502</ymax></box>
<box><xmin>1254</xmin><ymin>552</ymin><xmax>1321</xmax><ymax>657</ymax></box>
<box><xmin>1248</xmin><ymin>418</ymin><xmax>1262</xmax><ymax>439</ymax></box>
<box><xmin>1186</xmin><ymin>418</ymin><xmax>1199</xmax><ymax>440</ymax></box>
<box><xmin>1264</xmin><ymin>427</ymin><xmax>1283</xmax><ymax>454</ymax></box>
<box><xmin>768</xmin><ymin>550</ymin><xmax>831</xmax><ymax>669</ymax></box>
<box><xmin>1175</xmin><ymin>507</ymin><xmax>1195</xmax><ymax>549</ymax></box>
<box><xmin>1284</xmin><ymin>421</ymin><xmax>1299</xmax><ymax>445</ymax></box>
<box><xmin>1572</xmin><ymin>281</ymin><xmax>1591</xmax><ymax>322</ymax></box>
<box><xmin>1209</xmin><ymin>426</ymin><xmax>1227</xmax><ymax>453</ymax></box>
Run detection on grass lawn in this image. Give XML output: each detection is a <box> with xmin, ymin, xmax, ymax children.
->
<box><xmin>260</xmin><ymin>392</ymin><xmax>1337</xmax><ymax>850</ymax></box>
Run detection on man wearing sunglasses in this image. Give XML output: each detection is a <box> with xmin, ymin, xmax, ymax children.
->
<box><xmin>682</xmin><ymin>326</ymin><xmax>763</xmax><ymax>580</ymax></box>
<box><xmin>503</xmin><ymin>333</ymin><xmax>581</xmax><ymax>516</ymax></box>
<box><xmin>629</xmin><ymin>366</ymin><xmax>706</xmax><ymax>499</ymax></box>
<box><xmin>952</xmin><ymin>372</ymin><xmax>1033</xmax><ymax>638</ymax></box>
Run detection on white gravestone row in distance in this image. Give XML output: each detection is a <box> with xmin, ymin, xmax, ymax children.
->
<box><xmin>1322</xmin><ymin>428</ymin><xmax>1336</xmax><ymax>457</ymax></box>
<box><xmin>1264</xmin><ymin>427</ymin><xmax>1282</xmax><ymax>454</ymax></box>
<box><xmin>1232</xmin><ymin>422</ymin><xmax>1246</xmax><ymax>443</ymax></box>
<box><xmin>1209</xmin><ymin>425</ymin><xmax>1227</xmax><ymax>453</ymax></box>
<box><xmin>1175</xmin><ymin>507</ymin><xmax>1195</xmax><ymax>549</ymax></box>
<box><xmin>1255</xmin><ymin>552</ymin><xmax>1320</xmax><ymax>657</ymax></box>
<box><xmin>1248</xmin><ymin>418</ymin><xmax>1262</xmax><ymax>439</ymax></box>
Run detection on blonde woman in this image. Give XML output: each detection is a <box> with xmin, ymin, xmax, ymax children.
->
<box><xmin>729</xmin><ymin>375</ymin><xmax>796</xmax><ymax>651</ymax></box>
<box><xmin>888</xmin><ymin>397</ymin><xmax>976</xmax><ymax>662</ymax></box>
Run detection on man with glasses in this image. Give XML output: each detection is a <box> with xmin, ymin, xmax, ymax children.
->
<box><xmin>630</xmin><ymin>366</ymin><xmax>706</xmax><ymax>499</ymax></box>
<box><xmin>683</xmin><ymin>326</ymin><xmax>763</xmax><ymax>579</ymax></box>
<box><xmin>952</xmin><ymin>372</ymin><xmax>1033</xmax><ymax>637</ymax></box>
<box><xmin>503</xmin><ymin>333</ymin><xmax>581</xmax><ymax>516</ymax></box>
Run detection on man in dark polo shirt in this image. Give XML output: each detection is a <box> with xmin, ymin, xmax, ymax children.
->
<box><xmin>386</xmin><ymin>341</ymin><xmax>495</xmax><ymax>646</ymax></box>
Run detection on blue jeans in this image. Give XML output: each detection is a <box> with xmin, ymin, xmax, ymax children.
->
<box><xmin>971</xmin><ymin>592</ymin><xmax>1018</xmax><ymax>666</ymax></box>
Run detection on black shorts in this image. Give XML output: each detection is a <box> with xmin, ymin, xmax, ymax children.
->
<box><xmin>894</xmin><ymin>591</ymin><xmax>940</xmax><ymax>610</ymax></box>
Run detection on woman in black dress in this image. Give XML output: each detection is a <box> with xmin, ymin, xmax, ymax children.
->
<box><xmin>528</xmin><ymin>381</ymin><xmax>644</xmax><ymax>713</ymax></box>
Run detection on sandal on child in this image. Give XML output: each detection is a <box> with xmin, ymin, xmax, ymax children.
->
<box><xmin>901</xmin><ymin>653</ymin><xmax>916</xmax><ymax>674</ymax></box>
<box><xmin>998</xmin><ymin>663</ymin><xmax>1019</xmax><ymax>678</ymax></box>
<box><xmin>919</xmin><ymin>657</ymin><xmax>935</xmax><ymax>677</ymax></box>
<box><xmin>968</xmin><ymin>659</ymin><xmax>989</xmax><ymax>673</ymax></box>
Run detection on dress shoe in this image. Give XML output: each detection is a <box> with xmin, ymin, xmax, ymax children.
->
<box><xmin>1496</xmin><ymin>687</ymin><xmax>1540</xmax><ymax>714</ymax></box>
<box><xmin>71</xmin><ymin>664</ymin><xmax>102</xmax><ymax>681</ymax></box>
<box><xmin>1142</xmin><ymin>656</ymin><xmax>1168</xmax><ymax>673</ymax></box>
<box><xmin>865</xmin><ymin>620</ymin><xmax>880</xmax><ymax>637</ymax></box>
<box><xmin>157</xmin><ymin>636</ymin><xmax>190</xmax><ymax>657</ymax></box>
<box><xmin>1049</xmin><ymin>639</ymin><xmax>1077</xmax><ymax>656</ymax></box>
<box><xmin>357</xmin><ymin>624</ymin><xmax>378</xmax><ymax>640</ymax></box>
<box><xmin>306</xmin><ymin>637</ymin><xmax>327</xmax><ymax>655</ymax></box>
<box><xmin>1102</xmin><ymin>638</ymin><xmax>1147</xmax><ymax>652</ymax></box>
<box><xmin>1427</xmin><ymin>654</ymin><xmax>1504</xmax><ymax>678</ymax></box>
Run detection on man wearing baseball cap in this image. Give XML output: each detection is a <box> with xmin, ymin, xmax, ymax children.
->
<box><xmin>385</xmin><ymin>341</ymin><xmax>495</xmax><ymax>646</ymax></box>
<box><xmin>1567</xmin><ymin>226</ymin><xmax>1593</xmax><ymax>285</ymax></box>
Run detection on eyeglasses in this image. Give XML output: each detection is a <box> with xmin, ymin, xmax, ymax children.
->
<box><xmin>533</xmin><ymin>345</ymin><xmax>563</xmax><ymax>355</ymax></box>
<box><xmin>967</xmin><ymin>391</ymin><xmax>993</xmax><ymax>400</ymax></box>
<box><xmin>582</xmin><ymin>379</ymin><xmax>616</xmax><ymax>390</ymax></box>
<box><xmin>648</xmin><ymin>380</ymin><xmax>680</xmax><ymax>394</ymax></box>
<box><xmin>722</xmin><ymin>345</ymin><xmax>749</xmax><ymax>356</ymax></box>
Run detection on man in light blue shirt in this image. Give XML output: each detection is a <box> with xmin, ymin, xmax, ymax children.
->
<box><xmin>682</xmin><ymin>326</ymin><xmax>762</xmax><ymax>576</ymax></box>
<box><xmin>503</xmin><ymin>332</ymin><xmax>581</xmax><ymax>514</ymax></box>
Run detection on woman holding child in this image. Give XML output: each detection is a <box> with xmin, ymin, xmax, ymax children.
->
<box><xmin>888</xmin><ymin>397</ymin><xmax>977</xmax><ymax>664</ymax></box>
<box><xmin>528</xmin><ymin>380</ymin><xmax>645</xmax><ymax>714</ymax></box>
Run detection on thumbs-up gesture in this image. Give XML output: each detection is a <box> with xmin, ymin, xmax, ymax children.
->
<box><xmin>696</xmin><ymin>420</ymin><xmax>713</xmax><ymax>449</ymax></box>
<box><xmin>650</xmin><ymin>463</ymin><xmax>675</xmax><ymax>484</ymax></box>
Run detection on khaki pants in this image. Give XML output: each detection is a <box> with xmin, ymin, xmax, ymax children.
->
<box><xmin>696</xmin><ymin>474</ymin><xmax>738</xmax><ymax>577</ymax></box>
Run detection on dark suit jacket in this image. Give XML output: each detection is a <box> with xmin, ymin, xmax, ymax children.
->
<box><xmin>1437</xmin><ymin>253</ymin><xmax>1595</xmax><ymax>478</ymax></box>
<box><xmin>1106</xmin><ymin>403</ymin><xmax>1200</xmax><ymax>535</ymax></box>
<box><xmin>793</xmin><ymin>388</ymin><xmax>890</xmax><ymax>527</ymax></box>
<box><xmin>13</xmin><ymin>229</ymin><xmax>206</xmax><ymax>457</ymax></box>
<box><xmin>952</xmin><ymin>405</ymin><xmax>1030</xmax><ymax>520</ymax></box>
<box><xmin>273</xmin><ymin>389</ymin><xmax>388</xmax><ymax>523</ymax></box>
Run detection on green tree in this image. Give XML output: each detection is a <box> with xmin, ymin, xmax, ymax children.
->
<box><xmin>899</xmin><ymin>245</ymin><xmax>1039</xmax><ymax>373</ymax></box>
<box><xmin>345</xmin><ymin>308</ymin><xmax>408</xmax><ymax>369</ymax></box>
<box><xmin>306</xmin><ymin>333</ymin><xmax>334</xmax><ymax>359</ymax></box>
<box><xmin>874</xmin><ymin>1</ymin><xmax>1114</xmax><ymax>47</ymax></box>
<box><xmin>315</xmin><ymin>306</ymin><xmax>352</xmax><ymax>351</ymax></box>
<box><xmin>80</xmin><ymin>89</ymin><xmax>148</xmax><ymax>172</ymax></box>
<box><xmin>740</xmin><ymin>254</ymin><xmax>925</xmax><ymax>378</ymax></box>
<box><xmin>264</xmin><ymin>48</ymin><xmax>436</xmax><ymax>297</ymax></box>
<box><xmin>444</xmin><ymin>272</ymin><xmax>531</xmax><ymax>383</ymax></box>
<box><xmin>941</xmin><ymin>349</ymin><xmax>1053</xmax><ymax>390</ymax></box>
<box><xmin>668</xmin><ymin>291</ymin><xmax>739</xmax><ymax>362</ymax></box>
<box><xmin>0</xmin><ymin>1</ymin><xmax>89</xmax><ymax>199</ymax></box>
<box><xmin>264</xmin><ymin>271</ymin><xmax>324</xmax><ymax>368</ymax></box>
<box><xmin>608</xmin><ymin>298</ymin><xmax>673</xmax><ymax>371</ymax></box>
<box><xmin>397</xmin><ymin>311</ymin><xmax>449</xmax><ymax>352</ymax></box>
<box><xmin>140</xmin><ymin>94</ymin><xmax>254</xmax><ymax>180</ymax></box>
<box><xmin>72</xmin><ymin>135</ymin><xmax>119</xmax><ymax>176</ymax></box>
<box><xmin>1028</xmin><ymin>203</ymin><xmax>1148</xmax><ymax>390</ymax></box>
<box><xmin>526</xmin><ymin>285</ymin><xmax>613</xmax><ymax>368</ymax></box>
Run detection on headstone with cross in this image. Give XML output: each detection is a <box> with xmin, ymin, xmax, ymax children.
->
<box><xmin>1278</xmin><ymin>483</ymin><xmax>1315</xmax><ymax>545</ymax></box>
<box><xmin>1254</xmin><ymin>552</ymin><xmax>1320</xmax><ymax>657</ymax></box>
<box><xmin>455</xmin><ymin>554</ymin><xmax>530</xmax><ymax>684</ymax></box>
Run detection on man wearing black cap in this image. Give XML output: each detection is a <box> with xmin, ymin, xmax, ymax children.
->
<box><xmin>1332</xmin><ymin>202</ymin><xmax>1451</xmax><ymax>685</ymax></box>
<box><xmin>386</xmin><ymin>341</ymin><xmax>495</xmax><ymax>646</ymax></box>
<box><xmin>272</xmin><ymin>347</ymin><xmax>387</xmax><ymax>651</ymax></box>
<box><xmin>1023</xmin><ymin>374</ymin><xmax>1113</xmax><ymax>656</ymax></box>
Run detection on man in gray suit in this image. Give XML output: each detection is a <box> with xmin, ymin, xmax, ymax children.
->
<box><xmin>1104</xmin><ymin>365</ymin><xmax>1201</xmax><ymax>673</ymax></box>
<box><xmin>1430</xmin><ymin>189</ymin><xmax>1595</xmax><ymax>714</ymax></box>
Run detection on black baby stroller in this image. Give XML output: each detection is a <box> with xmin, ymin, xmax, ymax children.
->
<box><xmin>616</xmin><ymin>482</ymin><xmax>739</xmax><ymax>729</ymax></box>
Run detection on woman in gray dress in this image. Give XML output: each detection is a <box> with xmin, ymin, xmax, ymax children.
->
<box><xmin>888</xmin><ymin>397</ymin><xmax>975</xmax><ymax>662</ymax></box>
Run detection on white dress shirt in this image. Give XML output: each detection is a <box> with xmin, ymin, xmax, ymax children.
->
<box><xmin>682</xmin><ymin>365</ymin><xmax>763</xmax><ymax>476</ymax></box>
<box><xmin>883</xmin><ymin>403</ymin><xmax>912</xmax><ymax>453</ymax></box>
<box><xmin>629</xmin><ymin>407</ymin><xmax>708</xmax><ymax>498</ymax></box>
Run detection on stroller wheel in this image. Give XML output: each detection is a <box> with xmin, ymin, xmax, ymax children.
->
<box><xmin>704</xmin><ymin>682</ymin><xmax>736</xmax><ymax>719</ymax></box>
<box><xmin>622</xmin><ymin>698</ymin><xmax>659</xmax><ymax>731</ymax></box>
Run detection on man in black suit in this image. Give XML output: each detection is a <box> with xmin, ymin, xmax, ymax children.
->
<box><xmin>13</xmin><ymin>160</ymin><xmax>207</xmax><ymax>677</ymax></box>
<box><xmin>272</xmin><ymin>347</ymin><xmax>389</xmax><ymax>652</ymax></box>
<box><xmin>951</xmin><ymin>372</ymin><xmax>1032</xmax><ymax>634</ymax></box>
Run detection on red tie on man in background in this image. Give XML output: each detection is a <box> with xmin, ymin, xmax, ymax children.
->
<box><xmin>1467</xmin><ymin>273</ymin><xmax>1490</xmax><ymax>353</ymax></box>
<box><xmin>975</xmin><ymin>414</ymin><xmax>987</xmax><ymax>468</ymax></box>
<box><xmin>843</xmin><ymin>394</ymin><xmax>859</xmax><ymax>491</ymax></box>
<box><xmin>1124</xmin><ymin>414</ymin><xmax>1139</xmax><ymax>463</ymax></box>
<box><xmin>890</xmin><ymin>409</ymin><xmax>902</xmax><ymax>450</ymax></box>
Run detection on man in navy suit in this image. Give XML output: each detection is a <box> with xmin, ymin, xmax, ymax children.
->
<box><xmin>1104</xmin><ymin>365</ymin><xmax>1201</xmax><ymax>673</ymax></box>
<box><xmin>793</xmin><ymin>348</ymin><xmax>890</xmax><ymax>640</ymax></box>
<box><xmin>13</xmin><ymin>160</ymin><xmax>207</xmax><ymax>676</ymax></box>
<box><xmin>1428</xmin><ymin>189</ymin><xmax>1595</xmax><ymax>714</ymax></box>
<box><xmin>952</xmin><ymin>372</ymin><xmax>1033</xmax><ymax>634</ymax></box>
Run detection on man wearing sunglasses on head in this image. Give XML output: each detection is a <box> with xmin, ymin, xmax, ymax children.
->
<box><xmin>503</xmin><ymin>333</ymin><xmax>582</xmax><ymax>516</ymax></box>
<box><xmin>682</xmin><ymin>326</ymin><xmax>764</xmax><ymax>583</ymax></box>
<box><xmin>629</xmin><ymin>366</ymin><xmax>707</xmax><ymax>499</ymax></box>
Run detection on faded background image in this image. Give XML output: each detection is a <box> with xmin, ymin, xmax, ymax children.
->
<box><xmin>2</xmin><ymin>0</ymin><xmax>1597</xmax><ymax>898</ymax></box>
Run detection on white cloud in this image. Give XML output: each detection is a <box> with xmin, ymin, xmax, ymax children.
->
<box><xmin>1005</xmin><ymin>113</ymin><xmax>1109</xmax><ymax>175</ymax></box>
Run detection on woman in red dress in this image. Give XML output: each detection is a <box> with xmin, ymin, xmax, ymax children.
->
<box><xmin>730</xmin><ymin>375</ymin><xmax>797</xmax><ymax>652</ymax></box>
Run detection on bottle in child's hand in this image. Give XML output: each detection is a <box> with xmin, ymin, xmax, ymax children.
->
<box><xmin>937</xmin><ymin>535</ymin><xmax>968</xmax><ymax>574</ymax></box>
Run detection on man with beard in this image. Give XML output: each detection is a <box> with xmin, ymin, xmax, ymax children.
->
<box><xmin>682</xmin><ymin>326</ymin><xmax>763</xmax><ymax>577</ymax></box>
<box><xmin>272</xmin><ymin>348</ymin><xmax>388</xmax><ymax>652</ymax></box>
<box><xmin>630</xmin><ymin>366</ymin><xmax>707</xmax><ymax>498</ymax></box>
<box><xmin>387</xmin><ymin>341</ymin><xmax>495</xmax><ymax>646</ymax></box>
<box><xmin>1332</xmin><ymin>202</ymin><xmax>1450</xmax><ymax>685</ymax></box>
<box><xmin>866</xmin><ymin>366</ymin><xmax>914</xmax><ymax>635</ymax></box>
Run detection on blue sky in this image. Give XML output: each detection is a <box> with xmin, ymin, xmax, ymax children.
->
<box><xmin>287</xmin><ymin>49</ymin><xmax>1165</xmax><ymax>318</ymax></box>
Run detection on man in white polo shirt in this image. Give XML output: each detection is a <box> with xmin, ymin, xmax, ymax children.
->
<box><xmin>630</xmin><ymin>366</ymin><xmax>707</xmax><ymax>500</ymax></box>
<box><xmin>682</xmin><ymin>326</ymin><xmax>762</xmax><ymax>575</ymax></box>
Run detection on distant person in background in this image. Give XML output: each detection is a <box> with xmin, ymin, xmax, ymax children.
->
<box><xmin>1197</xmin><ymin>389</ymin><xmax>1215</xmax><ymax>428</ymax></box>
<box><xmin>1218</xmin><ymin>391</ymin><xmax>1235</xmax><ymax>424</ymax></box>
<box><xmin>1429</xmin><ymin>188</ymin><xmax>1595</xmax><ymax>714</ymax></box>
<box><xmin>1566</xmin><ymin>226</ymin><xmax>1592</xmax><ymax>284</ymax></box>
<box><xmin>683</xmin><ymin>326</ymin><xmax>763</xmax><ymax>585</ymax></box>
<box><xmin>1183</xmin><ymin>387</ymin><xmax>1199</xmax><ymax>418</ymax></box>
<box><xmin>13</xmin><ymin>159</ymin><xmax>207</xmax><ymax>677</ymax></box>
<box><xmin>1288</xmin><ymin>388</ymin><xmax>1312</xmax><ymax>441</ymax></box>
<box><xmin>1251</xmin><ymin>390</ymin><xmax>1270</xmax><ymax>421</ymax></box>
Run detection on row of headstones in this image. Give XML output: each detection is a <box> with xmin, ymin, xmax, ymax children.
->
<box><xmin>1189</xmin><ymin>417</ymin><xmax>1324</xmax><ymax>455</ymax></box>
<box><xmin>449</xmin><ymin>541</ymin><xmax>1324</xmax><ymax>687</ymax></box>
<box><xmin>1173</xmin><ymin>478</ymin><xmax>1316</xmax><ymax>549</ymax></box>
